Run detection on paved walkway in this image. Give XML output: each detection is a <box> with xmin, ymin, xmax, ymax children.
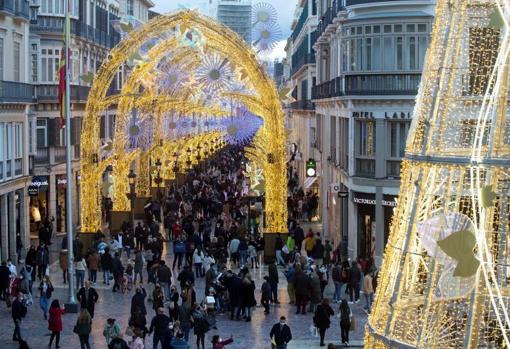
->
<box><xmin>6</xmin><ymin>227</ymin><xmax>367</xmax><ymax>348</ymax></box>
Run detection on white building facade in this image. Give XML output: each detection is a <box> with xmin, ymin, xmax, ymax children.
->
<box><xmin>0</xmin><ymin>0</ymin><xmax>33</xmax><ymax>261</ymax></box>
<box><xmin>312</xmin><ymin>0</ymin><xmax>435</xmax><ymax>264</ymax></box>
<box><xmin>286</xmin><ymin>0</ymin><xmax>320</xmax><ymax>207</ymax></box>
<box><xmin>29</xmin><ymin>0</ymin><xmax>153</xmax><ymax>239</ymax></box>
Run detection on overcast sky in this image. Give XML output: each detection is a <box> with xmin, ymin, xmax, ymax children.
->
<box><xmin>151</xmin><ymin>0</ymin><xmax>299</xmax><ymax>59</ymax></box>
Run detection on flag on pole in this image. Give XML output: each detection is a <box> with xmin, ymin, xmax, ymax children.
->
<box><xmin>58</xmin><ymin>0</ymin><xmax>71</xmax><ymax>128</ymax></box>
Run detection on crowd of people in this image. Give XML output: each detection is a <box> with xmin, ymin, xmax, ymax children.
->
<box><xmin>0</xmin><ymin>145</ymin><xmax>378</xmax><ymax>349</ymax></box>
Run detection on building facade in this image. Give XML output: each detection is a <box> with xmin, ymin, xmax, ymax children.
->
<box><xmin>26</xmin><ymin>0</ymin><xmax>153</xmax><ymax>245</ymax></box>
<box><xmin>216</xmin><ymin>0</ymin><xmax>252</xmax><ymax>43</ymax></box>
<box><xmin>0</xmin><ymin>0</ymin><xmax>33</xmax><ymax>261</ymax></box>
<box><xmin>286</xmin><ymin>0</ymin><xmax>320</xmax><ymax>217</ymax></box>
<box><xmin>311</xmin><ymin>0</ymin><xmax>435</xmax><ymax>264</ymax></box>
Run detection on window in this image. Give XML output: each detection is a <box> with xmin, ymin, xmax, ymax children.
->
<box><xmin>388</xmin><ymin>121</ymin><xmax>410</xmax><ymax>158</ymax></box>
<box><xmin>14</xmin><ymin>124</ymin><xmax>22</xmax><ymax>159</ymax></box>
<box><xmin>383</xmin><ymin>37</ymin><xmax>394</xmax><ymax>70</ymax></box>
<box><xmin>13</xmin><ymin>42</ymin><xmax>20</xmax><ymax>82</ymax></box>
<box><xmin>127</xmin><ymin>0</ymin><xmax>134</xmax><ymax>16</ymax></box>
<box><xmin>36</xmin><ymin>119</ymin><xmax>48</xmax><ymax>148</ymax></box>
<box><xmin>29</xmin><ymin>119</ymin><xmax>35</xmax><ymax>154</ymax></box>
<box><xmin>407</xmin><ymin>37</ymin><xmax>416</xmax><ymax>70</ymax></box>
<box><xmin>366</xmin><ymin>38</ymin><xmax>372</xmax><ymax>70</ymax></box>
<box><xmin>0</xmin><ymin>38</ymin><xmax>3</xmax><ymax>80</ymax></box>
<box><xmin>41</xmin><ymin>47</ymin><xmax>60</xmax><ymax>82</ymax></box>
<box><xmin>357</xmin><ymin>120</ymin><xmax>376</xmax><ymax>156</ymax></box>
<box><xmin>0</xmin><ymin>123</ymin><xmax>3</xmax><ymax>180</ymax></box>
<box><xmin>396</xmin><ymin>37</ymin><xmax>403</xmax><ymax>70</ymax></box>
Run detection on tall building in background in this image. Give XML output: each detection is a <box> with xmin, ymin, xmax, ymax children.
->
<box><xmin>216</xmin><ymin>0</ymin><xmax>252</xmax><ymax>43</ymax></box>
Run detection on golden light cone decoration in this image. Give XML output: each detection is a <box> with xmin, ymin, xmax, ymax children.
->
<box><xmin>80</xmin><ymin>10</ymin><xmax>287</xmax><ymax>233</ymax></box>
<box><xmin>366</xmin><ymin>1</ymin><xmax>510</xmax><ymax>347</ymax></box>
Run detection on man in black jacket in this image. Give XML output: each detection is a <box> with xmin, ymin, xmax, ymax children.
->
<box><xmin>268</xmin><ymin>261</ymin><xmax>279</xmax><ymax>304</ymax></box>
<box><xmin>111</xmin><ymin>252</ymin><xmax>124</xmax><ymax>292</ymax></box>
<box><xmin>156</xmin><ymin>260</ymin><xmax>172</xmax><ymax>300</ymax></box>
<box><xmin>12</xmin><ymin>292</ymin><xmax>27</xmax><ymax>342</ymax></box>
<box><xmin>149</xmin><ymin>307</ymin><xmax>171</xmax><ymax>349</ymax></box>
<box><xmin>0</xmin><ymin>261</ymin><xmax>10</xmax><ymax>300</ymax></box>
<box><xmin>269</xmin><ymin>316</ymin><xmax>292</xmax><ymax>349</ymax></box>
<box><xmin>130</xmin><ymin>286</ymin><xmax>147</xmax><ymax>315</ymax></box>
<box><xmin>77</xmin><ymin>281</ymin><xmax>99</xmax><ymax>318</ymax></box>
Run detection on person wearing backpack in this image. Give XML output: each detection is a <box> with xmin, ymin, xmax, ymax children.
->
<box><xmin>339</xmin><ymin>299</ymin><xmax>352</xmax><ymax>346</ymax></box>
<box><xmin>173</xmin><ymin>238</ymin><xmax>186</xmax><ymax>270</ymax></box>
<box><xmin>331</xmin><ymin>262</ymin><xmax>342</xmax><ymax>303</ymax></box>
<box><xmin>313</xmin><ymin>298</ymin><xmax>335</xmax><ymax>347</ymax></box>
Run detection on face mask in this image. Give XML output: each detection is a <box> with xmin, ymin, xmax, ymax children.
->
<box><xmin>280</xmin><ymin>321</ymin><xmax>285</xmax><ymax>325</ymax></box>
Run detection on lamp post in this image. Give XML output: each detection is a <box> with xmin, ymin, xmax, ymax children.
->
<box><xmin>154</xmin><ymin>158</ymin><xmax>163</xmax><ymax>200</ymax></box>
<box><xmin>127</xmin><ymin>170</ymin><xmax>137</xmax><ymax>229</ymax></box>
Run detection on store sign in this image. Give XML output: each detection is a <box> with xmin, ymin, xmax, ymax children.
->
<box><xmin>28</xmin><ymin>176</ymin><xmax>49</xmax><ymax>196</ymax></box>
<box><xmin>353</xmin><ymin>192</ymin><xmax>397</xmax><ymax>207</ymax></box>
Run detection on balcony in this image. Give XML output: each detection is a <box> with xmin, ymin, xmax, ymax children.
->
<box><xmin>291</xmin><ymin>53</ymin><xmax>316</xmax><ymax>76</ymax></box>
<box><xmin>345</xmin><ymin>73</ymin><xmax>421</xmax><ymax>95</ymax></box>
<box><xmin>0</xmin><ymin>0</ymin><xmax>29</xmax><ymax>19</ymax></box>
<box><xmin>36</xmin><ymin>84</ymin><xmax>91</xmax><ymax>102</ymax></box>
<box><xmin>31</xmin><ymin>17</ymin><xmax>118</xmax><ymax>48</ymax></box>
<box><xmin>312</xmin><ymin>77</ymin><xmax>343</xmax><ymax>99</ymax></box>
<box><xmin>0</xmin><ymin>81</ymin><xmax>36</xmax><ymax>103</ymax></box>
<box><xmin>316</xmin><ymin>1</ymin><xmax>346</xmax><ymax>40</ymax></box>
<box><xmin>54</xmin><ymin>146</ymin><xmax>66</xmax><ymax>163</ymax></box>
<box><xmin>290</xmin><ymin>100</ymin><xmax>315</xmax><ymax>110</ymax></box>
<box><xmin>35</xmin><ymin>147</ymin><xmax>49</xmax><ymax>165</ymax></box>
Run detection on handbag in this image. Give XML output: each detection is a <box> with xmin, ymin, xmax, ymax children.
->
<box><xmin>349</xmin><ymin>316</ymin><xmax>356</xmax><ymax>331</ymax></box>
<box><xmin>73</xmin><ymin>325</ymin><xmax>79</xmax><ymax>334</ymax></box>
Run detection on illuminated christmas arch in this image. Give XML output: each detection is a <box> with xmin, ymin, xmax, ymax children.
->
<box><xmin>80</xmin><ymin>10</ymin><xmax>287</xmax><ymax>233</ymax></box>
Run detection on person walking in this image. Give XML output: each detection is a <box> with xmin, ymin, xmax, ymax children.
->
<box><xmin>48</xmin><ymin>299</ymin><xmax>65</xmax><ymax>348</ymax></box>
<box><xmin>103</xmin><ymin>318</ymin><xmax>121</xmax><ymax>346</ymax></box>
<box><xmin>75</xmin><ymin>308</ymin><xmax>92</xmax><ymax>349</ymax></box>
<box><xmin>59</xmin><ymin>250</ymin><xmax>68</xmax><ymax>284</ymax></box>
<box><xmin>112</xmin><ymin>252</ymin><xmax>124</xmax><ymax>293</ymax></box>
<box><xmin>12</xmin><ymin>292</ymin><xmax>27</xmax><ymax>343</ymax></box>
<box><xmin>268</xmin><ymin>261</ymin><xmax>279</xmax><ymax>304</ymax></box>
<box><xmin>274</xmin><ymin>234</ymin><xmax>285</xmax><ymax>266</ymax></box>
<box><xmin>131</xmin><ymin>285</ymin><xmax>147</xmax><ymax>316</ymax></box>
<box><xmin>363</xmin><ymin>271</ymin><xmax>374</xmax><ymax>311</ymax></box>
<box><xmin>75</xmin><ymin>256</ymin><xmax>87</xmax><ymax>289</ymax></box>
<box><xmin>156</xmin><ymin>260</ymin><xmax>172</xmax><ymax>301</ymax></box>
<box><xmin>77</xmin><ymin>281</ymin><xmax>99</xmax><ymax>318</ymax></box>
<box><xmin>269</xmin><ymin>316</ymin><xmax>292</xmax><ymax>349</ymax></box>
<box><xmin>294</xmin><ymin>265</ymin><xmax>310</xmax><ymax>315</ymax></box>
<box><xmin>36</xmin><ymin>243</ymin><xmax>50</xmax><ymax>280</ymax></box>
<box><xmin>331</xmin><ymin>262</ymin><xmax>343</xmax><ymax>303</ymax></box>
<box><xmin>148</xmin><ymin>307</ymin><xmax>171</xmax><ymax>349</ymax></box>
<box><xmin>261</xmin><ymin>276</ymin><xmax>272</xmax><ymax>315</ymax></box>
<box><xmin>192</xmin><ymin>305</ymin><xmax>210</xmax><ymax>349</ymax></box>
<box><xmin>101</xmin><ymin>248</ymin><xmax>113</xmax><ymax>286</ymax></box>
<box><xmin>87</xmin><ymin>250</ymin><xmax>99</xmax><ymax>284</ymax></box>
<box><xmin>38</xmin><ymin>275</ymin><xmax>54</xmax><ymax>320</ymax></box>
<box><xmin>241</xmin><ymin>273</ymin><xmax>256</xmax><ymax>322</ymax></box>
<box><xmin>313</xmin><ymin>298</ymin><xmax>335</xmax><ymax>346</ymax></box>
<box><xmin>192</xmin><ymin>247</ymin><xmax>204</xmax><ymax>278</ymax></box>
<box><xmin>134</xmin><ymin>249</ymin><xmax>145</xmax><ymax>284</ymax></box>
<box><xmin>348</xmin><ymin>260</ymin><xmax>361</xmax><ymax>303</ymax></box>
<box><xmin>339</xmin><ymin>299</ymin><xmax>352</xmax><ymax>346</ymax></box>
<box><xmin>284</xmin><ymin>263</ymin><xmax>295</xmax><ymax>305</ymax></box>
<box><xmin>309</xmin><ymin>267</ymin><xmax>322</xmax><ymax>313</ymax></box>
<box><xmin>0</xmin><ymin>261</ymin><xmax>10</xmax><ymax>300</ymax></box>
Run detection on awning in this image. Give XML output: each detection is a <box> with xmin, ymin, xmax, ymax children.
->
<box><xmin>304</xmin><ymin>176</ymin><xmax>318</xmax><ymax>189</ymax></box>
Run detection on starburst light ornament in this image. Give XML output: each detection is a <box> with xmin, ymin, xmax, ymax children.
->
<box><xmin>252</xmin><ymin>2</ymin><xmax>278</xmax><ymax>26</ymax></box>
<box><xmin>252</xmin><ymin>22</ymin><xmax>282</xmax><ymax>53</ymax></box>
<box><xmin>126</xmin><ymin>117</ymin><xmax>153</xmax><ymax>151</ymax></box>
<box><xmin>195</xmin><ymin>55</ymin><xmax>233</xmax><ymax>92</ymax></box>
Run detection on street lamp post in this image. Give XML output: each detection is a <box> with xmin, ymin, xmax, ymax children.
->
<box><xmin>127</xmin><ymin>170</ymin><xmax>137</xmax><ymax>229</ymax></box>
<box><xmin>154</xmin><ymin>158</ymin><xmax>163</xmax><ymax>200</ymax></box>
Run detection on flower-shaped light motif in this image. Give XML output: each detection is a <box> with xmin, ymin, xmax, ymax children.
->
<box><xmin>195</xmin><ymin>54</ymin><xmax>233</xmax><ymax>93</ymax></box>
<box><xmin>178</xmin><ymin>27</ymin><xmax>205</xmax><ymax>52</ymax></box>
<box><xmin>253</xmin><ymin>21</ymin><xmax>282</xmax><ymax>53</ymax></box>
<box><xmin>111</xmin><ymin>15</ymin><xmax>144</xmax><ymax>38</ymax></box>
<box><xmin>252</xmin><ymin>2</ymin><xmax>278</xmax><ymax>26</ymax></box>
<box><xmin>156</xmin><ymin>61</ymin><xmax>189</xmax><ymax>95</ymax></box>
<box><xmin>219</xmin><ymin>110</ymin><xmax>263</xmax><ymax>145</ymax></box>
<box><xmin>126</xmin><ymin>117</ymin><xmax>153</xmax><ymax>151</ymax></box>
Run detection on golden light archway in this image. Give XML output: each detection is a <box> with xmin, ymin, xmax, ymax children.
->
<box><xmin>80</xmin><ymin>10</ymin><xmax>287</xmax><ymax>234</ymax></box>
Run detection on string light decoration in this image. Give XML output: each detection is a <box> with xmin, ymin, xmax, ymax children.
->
<box><xmin>80</xmin><ymin>10</ymin><xmax>287</xmax><ymax>233</ymax></box>
<box><xmin>366</xmin><ymin>1</ymin><xmax>510</xmax><ymax>347</ymax></box>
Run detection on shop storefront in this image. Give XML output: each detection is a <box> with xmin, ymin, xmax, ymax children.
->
<box><xmin>29</xmin><ymin>176</ymin><xmax>49</xmax><ymax>237</ymax></box>
<box><xmin>353</xmin><ymin>192</ymin><xmax>397</xmax><ymax>259</ymax></box>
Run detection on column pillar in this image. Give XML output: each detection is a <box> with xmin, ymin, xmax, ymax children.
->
<box><xmin>375</xmin><ymin>186</ymin><xmax>385</xmax><ymax>266</ymax></box>
<box><xmin>0</xmin><ymin>195</ymin><xmax>8</xmax><ymax>261</ymax></box>
<box><xmin>348</xmin><ymin>197</ymin><xmax>357</xmax><ymax>259</ymax></box>
<box><xmin>8</xmin><ymin>191</ymin><xmax>16</xmax><ymax>261</ymax></box>
<box><xmin>20</xmin><ymin>188</ymin><xmax>29</xmax><ymax>257</ymax></box>
<box><xmin>49</xmin><ymin>174</ymin><xmax>57</xmax><ymax>222</ymax></box>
